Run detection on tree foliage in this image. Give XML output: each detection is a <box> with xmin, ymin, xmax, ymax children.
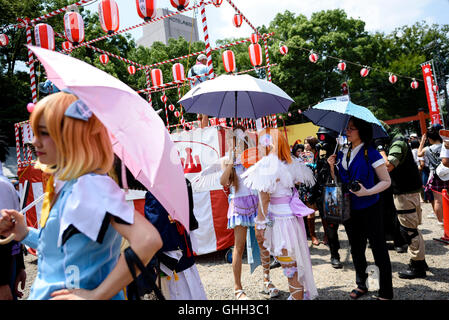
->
<box><xmin>1</xmin><ymin>4</ymin><xmax>449</xmax><ymax>144</ymax></box>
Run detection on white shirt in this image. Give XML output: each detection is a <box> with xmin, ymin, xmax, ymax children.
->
<box><xmin>340</xmin><ymin>143</ymin><xmax>384</xmax><ymax>170</ymax></box>
<box><xmin>440</xmin><ymin>143</ymin><xmax>449</xmax><ymax>159</ymax></box>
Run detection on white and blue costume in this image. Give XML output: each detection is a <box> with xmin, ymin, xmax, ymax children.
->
<box><xmin>21</xmin><ymin>173</ymin><xmax>134</xmax><ymax>300</ymax></box>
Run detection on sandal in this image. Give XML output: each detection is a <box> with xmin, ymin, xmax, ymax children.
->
<box><xmin>235</xmin><ymin>289</ymin><xmax>249</xmax><ymax>300</ymax></box>
<box><xmin>349</xmin><ymin>288</ymin><xmax>368</xmax><ymax>300</ymax></box>
<box><xmin>263</xmin><ymin>279</ymin><xmax>280</xmax><ymax>298</ymax></box>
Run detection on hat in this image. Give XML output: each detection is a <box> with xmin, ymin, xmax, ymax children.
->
<box><xmin>410</xmin><ymin>133</ymin><xmax>418</xmax><ymax>138</ymax></box>
<box><xmin>197</xmin><ymin>54</ymin><xmax>207</xmax><ymax>61</ymax></box>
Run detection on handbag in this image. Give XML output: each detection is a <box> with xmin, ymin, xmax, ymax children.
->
<box><xmin>322</xmin><ymin>163</ymin><xmax>351</xmax><ymax>224</ymax></box>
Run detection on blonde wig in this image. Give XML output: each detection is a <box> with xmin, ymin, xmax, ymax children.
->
<box><xmin>30</xmin><ymin>91</ymin><xmax>114</xmax><ymax>180</ymax></box>
<box><xmin>258</xmin><ymin>128</ymin><xmax>292</xmax><ymax>164</ymax></box>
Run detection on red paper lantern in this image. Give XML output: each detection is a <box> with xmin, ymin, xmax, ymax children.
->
<box><xmin>172</xmin><ymin>63</ymin><xmax>185</xmax><ymax>82</ymax></box>
<box><xmin>389</xmin><ymin>74</ymin><xmax>397</xmax><ymax>84</ymax></box>
<box><xmin>288</xmin><ymin>112</ymin><xmax>292</xmax><ymax>117</ymax></box>
<box><xmin>174</xmin><ymin>110</ymin><xmax>180</xmax><ymax>117</ymax></box>
<box><xmin>161</xmin><ymin>95</ymin><xmax>167</xmax><ymax>104</ymax></box>
<box><xmin>233</xmin><ymin>14</ymin><xmax>243</xmax><ymax>28</ymax></box>
<box><xmin>62</xmin><ymin>41</ymin><xmax>73</xmax><ymax>51</ymax></box>
<box><xmin>34</xmin><ymin>23</ymin><xmax>55</xmax><ymax>51</ymax></box>
<box><xmin>222</xmin><ymin>50</ymin><xmax>236</xmax><ymax>73</ymax></box>
<box><xmin>298</xmin><ymin>109</ymin><xmax>302</xmax><ymax>114</ymax></box>
<box><xmin>99</xmin><ymin>0</ymin><xmax>120</xmax><ymax>35</ymax></box>
<box><xmin>411</xmin><ymin>79</ymin><xmax>419</xmax><ymax>89</ymax></box>
<box><xmin>250</xmin><ymin>33</ymin><xmax>260</xmax><ymax>44</ymax></box>
<box><xmin>360</xmin><ymin>67</ymin><xmax>369</xmax><ymax>77</ymax></box>
<box><xmin>248</xmin><ymin>43</ymin><xmax>263</xmax><ymax>67</ymax></box>
<box><xmin>151</xmin><ymin>68</ymin><xmax>163</xmax><ymax>87</ymax></box>
<box><xmin>0</xmin><ymin>34</ymin><xmax>9</xmax><ymax>46</ymax></box>
<box><xmin>309</xmin><ymin>52</ymin><xmax>318</xmax><ymax>63</ymax></box>
<box><xmin>337</xmin><ymin>61</ymin><xmax>346</xmax><ymax>71</ymax></box>
<box><xmin>136</xmin><ymin>0</ymin><xmax>157</xmax><ymax>21</ymax></box>
<box><xmin>64</xmin><ymin>11</ymin><xmax>84</xmax><ymax>45</ymax></box>
<box><xmin>99</xmin><ymin>54</ymin><xmax>109</xmax><ymax>64</ymax></box>
<box><xmin>168</xmin><ymin>104</ymin><xmax>175</xmax><ymax>111</ymax></box>
<box><xmin>212</xmin><ymin>0</ymin><xmax>223</xmax><ymax>7</ymax></box>
<box><xmin>170</xmin><ymin>0</ymin><xmax>189</xmax><ymax>11</ymax></box>
<box><xmin>279</xmin><ymin>45</ymin><xmax>288</xmax><ymax>56</ymax></box>
<box><xmin>128</xmin><ymin>65</ymin><xmax>136</xmax><ymax>75</ymax></box>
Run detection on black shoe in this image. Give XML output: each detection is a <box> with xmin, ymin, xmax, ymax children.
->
<box><xmin>394</xmin><ymin>245</ymin><xmax>408</xmax><ymax>253</ymax></box>
<box><xmin>331</xmin><ymin>257</ymin><xmax>343</xmax><ymax>269</ymax></box>
<box><xmin>398</xmin><ymin>260</ymin><xmax>427</xmax><ymax>279</ymax></box>
<box><xmin>270</xmin><ymin>260</ymin><xmax>281</xmax><ymax>269</ymax></box>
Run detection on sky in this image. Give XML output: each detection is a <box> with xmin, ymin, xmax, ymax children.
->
<box><xmin>82</xmin><ymin>0</ymin><xmax>449</xmax><ymax>46</ymax></box>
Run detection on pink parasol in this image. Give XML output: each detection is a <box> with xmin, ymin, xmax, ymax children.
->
<box><xmin>28</xmin><ymin>45</ymin><xmax>189</xmax><ymax>231</ymax></box>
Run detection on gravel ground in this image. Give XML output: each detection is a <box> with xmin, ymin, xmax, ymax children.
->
<box><xmin>20</xmin><ymin>201</ymin><xmax>449</xmax><ymax>300</ymax></box>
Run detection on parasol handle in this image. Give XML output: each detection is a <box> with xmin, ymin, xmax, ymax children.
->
<box><xmin>0</xmin><ymin>234</ymin><xmax>15</xmax><ymax>245</ymax></box>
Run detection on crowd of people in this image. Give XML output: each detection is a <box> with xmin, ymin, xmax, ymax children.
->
<box><xmin>0</xmin><ymin>88</ymin><xmax>447</xmax><ymax>300</ymax></box>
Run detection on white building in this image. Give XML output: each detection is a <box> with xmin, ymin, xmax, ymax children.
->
<box><xmin>137</xmin><ymin>8</ymin><xmax>199</xmax><ymax>48</ymax></box>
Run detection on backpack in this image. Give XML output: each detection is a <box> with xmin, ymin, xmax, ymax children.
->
<box><xmin>125</xmin><ymin>179</ymin><xmax>198</xmax><ymax>300</ymax></box>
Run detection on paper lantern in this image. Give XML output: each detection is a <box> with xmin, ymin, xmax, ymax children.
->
<box><xmin>161</xmin><ymin>94</ymin><xmax>167</xmax><ymax>104</ymax></box>
<box><xmin>411</xmin><ymin>79</ymin><xmax>419</xmax><ymax>89</ymax></box>
<box><xmin>279</xmin><ymin>45</ymin><xmax>288</xmax><ymax>56</ymax></box>
<box><xmin>136</xmin><ymin>0</ymin><xmax>157</xmax><ymax>21</ymax></box>
<box><xmin>360</xmin><ymin>67</ymin><xmax>369</xmax><ymax>77</ymax></box>
<box><xmin>174</xmin><ymin>110</ymin><xmax>180</xmax><ymax>117</ymax></box>
<box><xmin>288</xmin><ymin>112</ymin><xmax>292</xmax><ymax>117</ymax></box>
<box><xmin>64</xmin><ymin>11</ymin><xmax>85</xmax><ymax>45</ymax></box>
<box><xmin>250</xmin><ymin>33</ymin><xmax>260</xmax><ymax>44</ymax></box>
<box><xmin>128</xmin><ymin>65</ymin><xmax>136</xmax><ymax>75</ymax></box>
<box><xmin>170</xmin><ymin>0</ymin><xmax>189</xmax><ymax>10</ymax></box>
<box><xmin>0</xmin><ymin>34</ymin><xmax>9</xmax><ymax>46</ymax></box>
<box><xmin>337</xmin><ymin>61</ymin><xmax>346</xmax><ymax>71</ymax></box>
<box><xmin>99</xmin><ymin>0</ymin><xmax>120</xmax><ymax>34</ymax></box>
<box><xmin>222</xmin><ymin>50</ymin><xmax>236</xmax><ymax>73</ymax></box>
<box><xmin>168</xmin><ymin>104</ymin><xmax>175</xmax><ymax>111</ymax></box>
<box><xmin>233</xmin><ymin>14</ymin><xmax>243</xmax><ymax>28</ymax></box>
<box><xmin>99</xmin><ymin>54</ymin><xmax>109</xmax><ymax>64</ymax></box>
<box><xmin>34</xmin><ymin>23</ymin><xmax>55</xmax><ymax>50</ymax></box>
<box><xmin>298</xmin><ymin>109</ymin><xmax>302</xmax><ymax>114</ymax></box>
<box><xmin>248</xmin><ymin>43</ymin><xmax>262</xmax><ymax>67</ymax></box>
<box><xmin>151</xmin><ymin>68</ymin><xmax>163</xmax><ymax>86</ymax></box>
<box><xmin>62</xmin><ymin>41</ymin><xmax>73</xmax><ymax>51</ymax></box>
<box><xmin>389</xmin><ymin>74</ymin><xmax>397</xmax><ymax>84</ymax></box>
<box><xmin>172</xmin><ymin>63</ymin><xmax>185</xmax><ymax>82</ymax></box>
<box><xmin>309</xmin><ymin>52</ymin><xmax>318</xmax><ymax>63</ymax></box>
<box><xmin>212</xmin><ymin>0</ymin><xmax>223</xmax><ymax>7</ymax></box>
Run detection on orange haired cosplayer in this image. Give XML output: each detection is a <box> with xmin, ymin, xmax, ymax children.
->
<box><xmin>30</xmin><ymin>91</ymin><xmax>114</xmax><ymax>181</ymax></box>
<box><xmin>258</xmin><ymin>128</ymin><xmax>292</xmax><ymax>164</ymax></box>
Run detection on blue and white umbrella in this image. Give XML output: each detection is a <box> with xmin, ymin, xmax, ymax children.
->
<box><xmin>303</xmin><ymin>95</ymin><xmax>388</xmax><ymax>138</ymax></box>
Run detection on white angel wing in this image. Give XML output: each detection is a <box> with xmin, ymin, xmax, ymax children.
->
<box><xmin>288</xmin><ymin>157</ymin><xmax>316</xmax><ymax>187</ymax></box>
<box><xmin>241</xmin><ymin>153</ymin><xmax>294</xmax><ymax>193</ymax></box>
<box><xmin>191</xmin><ymin>156</ymin><xmax>228</xmax><ymax>192</ymax></box>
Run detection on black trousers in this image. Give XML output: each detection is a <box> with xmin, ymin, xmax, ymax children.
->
<box><xmin>343</xmin><ymin>201</ymin><xmax>394</xmax><ymax>299</ymax></box>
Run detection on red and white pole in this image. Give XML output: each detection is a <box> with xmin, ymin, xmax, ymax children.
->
<box><xmin>200</xmin><ymin>1</ymin><xmax>214</xmax><ymax>79</ymax></box>
<box><xmin>144</xmin><ymin>68</ymin><xmax>153</xmax><ymax>108</ymax></box>
<box><xmin>262</xmin><ymin>36</ymin><xmax>277</xmax><ymax>128</ymax></box>
<box><xmin>20</xmin><ymin>19</ymin><xmax>37</xmax><ymax>104</ymax></box>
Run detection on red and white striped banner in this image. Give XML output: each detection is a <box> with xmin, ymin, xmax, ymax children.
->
<box><xmin>421</xmin><ymin>63</ymin><xmax>442</xmax><ymax>125</ymax></box>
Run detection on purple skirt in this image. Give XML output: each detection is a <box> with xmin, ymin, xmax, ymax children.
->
<box><xmin>227</xmin><ymin>194</ymin><xmax>258</xmax><ymax>229</ymax></box>
<box><xmin>426</xmin><ymin>173</ymin><xmax>449</xmax><ymax>193</ymax></box>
